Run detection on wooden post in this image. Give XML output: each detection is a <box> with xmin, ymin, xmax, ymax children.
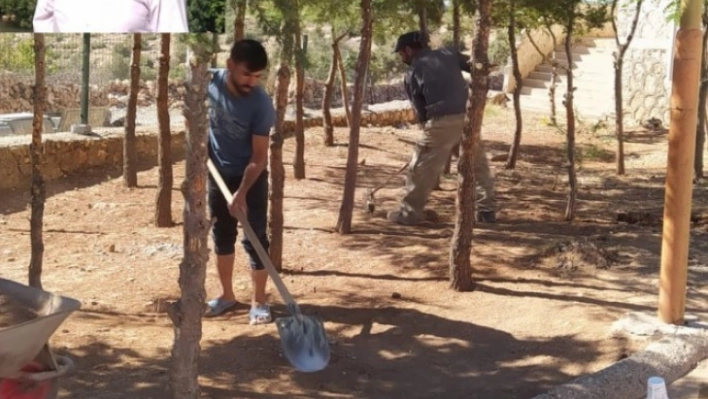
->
<box><xmin>658</xmin><ymin>0</ymin><xmax>704</xmax><ymax>325</ymax></box>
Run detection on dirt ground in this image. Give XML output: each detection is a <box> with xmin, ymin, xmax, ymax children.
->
<box><xmin>2</xmin><ymin>106</ymin><xmax>708</xmax><ymax>399</ymax></box>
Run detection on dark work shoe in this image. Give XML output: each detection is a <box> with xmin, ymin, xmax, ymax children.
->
<box><xmin>476</xmin><ymin>211</ymin><xmax>496</xmax><ymax>223</ymax></box>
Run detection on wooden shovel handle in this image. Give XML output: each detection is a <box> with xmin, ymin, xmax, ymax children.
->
<box><xmin>206</xmin><ymin>159</ymin><xmax>299</xmax><ymax>313</ymax></box>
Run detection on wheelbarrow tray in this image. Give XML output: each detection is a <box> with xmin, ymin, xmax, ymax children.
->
<box><xmin>0</xmin><ymin>278</ymin><xmax>81</xmax><ymax>379</ymax></box>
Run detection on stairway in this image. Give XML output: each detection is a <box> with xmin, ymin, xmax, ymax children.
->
<box><xmin>519</xmin><ymin>38</ymin><xmax>616</xmax><ymax>121</ymax></box>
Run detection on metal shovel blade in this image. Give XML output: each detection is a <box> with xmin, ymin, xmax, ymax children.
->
<box><xmin>0</xmin><ymin>278</ymin><xmax>81</xmax><ymax>378</ymax></box>
<box><xmin>275</xmin><ymin>314</ymin><xmax>330</xmax><ymax>373</ymax></box>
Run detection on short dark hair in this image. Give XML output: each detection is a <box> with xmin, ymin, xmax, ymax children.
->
<box><xmin>230</xmin><ymin>39</ymin><xmax>268</xmax><ymax>71</ymax></box>
<box><xmin>393</xmin><ymin>31</ymin><xmax>428</xmax><ymax>53</ymax></box>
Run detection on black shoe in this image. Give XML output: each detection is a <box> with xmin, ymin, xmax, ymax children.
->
<box><xmin>476</xmin><ymin>211</ymin><xmax>496</xmax><ymax>223</ymax></box>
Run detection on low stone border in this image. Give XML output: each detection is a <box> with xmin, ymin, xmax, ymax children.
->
<box><xmin>0</xmin><ymin>106</ymin><xmax>417</xmax><ymax>191</ymax></box>
<box><xmin>531</xmin><ymin>314</ymin><xmax>708</xmax><ymax>399</ymax></box>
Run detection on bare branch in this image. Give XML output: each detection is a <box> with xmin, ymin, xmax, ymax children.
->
<box><xmin>621</xmin><ymin>0</ymin><xmax>644</xmax><ymax>56</ymax></box>
<box><xmin>526</xmin><ymin>29</ymin><xmax>569</xmax><ymax>72</ymax></box>
<box><xmin>611</xmin><ymin>0</ymin><xmax>620</xmax><ymax>46</ymax></box>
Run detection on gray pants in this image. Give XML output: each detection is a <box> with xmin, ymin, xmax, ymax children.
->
<box><xmin>398</xmin><ymin>113</ymin><xmax>496</xmax><ymax>219</ymax></box>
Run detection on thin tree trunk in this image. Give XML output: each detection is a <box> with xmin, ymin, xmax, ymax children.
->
<box><xmin>505</xmin><ymin>3</ymin><xmax>523</xmax><ymax>169</ymax></box>
<box><xmin>124</xmin><ymin>33</ymin><xmax>140</xmax><ymax>188</ymax></box>
<box><xmin>336</xmin><ymin>46</ymin><xmax>352</xmax><ymax>126</ymax></box>
<box><xmin>269</xmin><ymin>21</ymin><xmax>295</xmax><ymax>272</ymax></box>
<box><xmin>611</xmin><ymin>0</ymin><xmax>643</xmax><ymax>175</ymax></box>
<box><xmin>28</xmin><ymin>33</ymin><xmax>46</xmax><ymax>290</ymax></box>
<box><xmin>234</xmin><ymin>0</ymin><xmax>247</xmax><ymax>41</ymax></box>
<box><xmin>450</xmin><ymin>0</ymin><xmax>492</xmax><ymax>292</ymax></box>
<box><xmin>546</xmin><ymin>24</ymin><xmax>559</xmax><ymax>126</ymax></box>
<box><xmin>452</xmin><ymin>0</ymin><xmax>461</xmax><ymax>50</ymax></box>
<box><xmin>156</xmin><ymin>33</ymin><xmax>173</xmax><ymax>227</ymax></box>
<box><xmin>336</xmin><ymin>0</ymin><xmax>373</xmax><ymax>234</ymax></box>
<box><xmin>444</xmin><ymin>0</ymin><xmax>462</xmax><ymax>175</ymax></box>
<box><xmin>323</xmin><ymin>31</ymin><xmax>346</xmax><ymax>147</ymax></box>
<box><xmin>418</xmin><ymin>6</ymin><xmax>428</xmax><ymax>43</ymax></box>
<box><xmin>564</xmin><ymin>22</ymin><xmax>578</xmax><ymax>222</ymax></box>
<box><xmin>167</xmin><ymin>40</ymin><xmax>212</xmax><ymax>399</ymax></box>
<box><xmin>694</xmin><ymin>12</ymin><xmax>708</xmax><ymax>179</ymax></box>
<box><xmin>526</xmin><ymin>25</ymin><xmax>560</xmax><ymax>125</ymax></box>
<box><xmin>211</xmin><ymin>33</ymin><xmax>219</xmax><ymax>68</ymax></box>
<box><xmin>293</xmin><ymin>3</ymin><xmax>306</xmax><ymax>180</ymax></box>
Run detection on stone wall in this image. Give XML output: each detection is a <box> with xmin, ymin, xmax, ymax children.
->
<box><xmin>0</xmin><ymin>76</ymin><xmax>187</xmax><ymax>114</ymax></box>
<box><xmin>0</xmin><ymin>75</ymin><xmax>411</xmax><ymax>115</ymax></box>
<box><xmin>619</xmin><ymin>0</ymin><xmax>674</xmax><ymax>126</ymax></box>
<box><xmin>0</xmin><ymin>105</ymin><xmax>417</xmax><ymax>191</ymax></box>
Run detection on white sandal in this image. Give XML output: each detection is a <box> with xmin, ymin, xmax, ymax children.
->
<box><xmin>249</xmin><ymin>304</ymin><xmax>272</xmax><ymax>325</ymax></box>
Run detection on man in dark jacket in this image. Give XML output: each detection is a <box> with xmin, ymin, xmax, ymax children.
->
<box><xmin>387</xmin><ymin>30</ymin><xmax>497</xmax><ymax>225</ymax></box>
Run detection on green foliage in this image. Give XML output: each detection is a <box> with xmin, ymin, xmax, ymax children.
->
<box><xmin>520</xmin><ymin>0</ymin><xmax>611</xmax><ymax>33</ymax></box>
<box><xmin>107</xmin><ymin>36</ymin><xmax>160</xmax><ymax>80</ymax></box>
<box><xmin>110</xmin><ymin>39</ymin><xmax>132</xmax><ymax>80</ymax></box>
<box><xmin>179</xmin><ymin>33</ymin><xmax>217</xmax><ymax>64</ymax></box>
<box><xmin>488</xmin><ymin>32</ymin><xmax>511</xmax><ymax>65</ymax></box>
<box><xmin>0</xmin><ymin>34</ymin><xmax>60</xmax><ymax>73</ymax></box>
<box><xmin>368</xmin><ymin>43</ymin><xmax>404</xmax><ymax>84</ymax></box>
<box><xmin>187</xmin><ymin>0</ymin><xmax>225</xmax><ymax>33</ymax></box>
<box><xmin>370</xmin><ymin>0</ymin><xmax>446</xmax><ymax>45</ymax></box>
<box><xmin>0</xmin><ymin>0</ymin><xmax>36</xmax><ymax>29</ymax></box>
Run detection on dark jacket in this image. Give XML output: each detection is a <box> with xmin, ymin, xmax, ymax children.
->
<box><xmin>404</xmin><ymin>47</ymin><xmax>471</xmax><ymax>123</ymax></box>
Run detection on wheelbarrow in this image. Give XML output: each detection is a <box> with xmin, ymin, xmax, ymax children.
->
<box><xmin>0</xmin><ymin>278</ymin><xmax>81</xmax><ymax>399</ymax></box>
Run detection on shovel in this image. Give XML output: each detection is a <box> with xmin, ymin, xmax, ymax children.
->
<box><xmin>206</xmin><ymin>159</ymin><xmax>330</xmax><ymax>373</ymax></box>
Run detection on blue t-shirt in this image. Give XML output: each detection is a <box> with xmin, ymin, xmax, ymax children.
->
<box><xmin>207</xmin><ymin>68</ymin><xmax>275</xmax><ymax>177</ymax></box>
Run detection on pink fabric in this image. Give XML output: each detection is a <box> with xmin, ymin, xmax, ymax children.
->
<box><xmin>33</xmin><ymin>0</ymin><xmax>188</xmax><ymax>33</ymax></box>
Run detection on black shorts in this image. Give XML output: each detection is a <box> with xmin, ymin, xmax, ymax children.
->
<box><xmin>207</xmin><ymin>171</ymin><xmax>269</xmax><ymax>270</ymax></box>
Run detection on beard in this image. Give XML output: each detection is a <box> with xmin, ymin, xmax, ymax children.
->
<box><xmin>233</xmin><ymin>82</ymin><xmax>253</xmax><ymax>96</ymax></box>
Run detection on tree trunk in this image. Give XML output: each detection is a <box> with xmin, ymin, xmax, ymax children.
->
<box><xmin>336</xmin><ymin>0</ymin><xmax>373</xmax><ymax>234</ymax></box>
<box><xmin>269</xmin><ymin>21</ymin><xmax>295</xmax><ymax>272</ymax></box>
<box><xmin>233</xmin><ymin>0</ymin><xmax>247</xmax><ymax>41</ymax></box>
<box><xmin>563</xmin><ymin>23</ymin><xmax>578</xmax><ymax>222</ymax></box>
<box><xmin>293</xmin><ymin>4</ymin><xmax>306</xmax><ymax>180</ymax></box>
<box><xmin>658</xmin><ymin>0</ymin><xmax>704</xmax><ymax>325</ymax></box>
<box><xmin>526</xmin><ymin>26</ymin><xmax>559</xmax><ymax>125</ymax></box>
<box><xmin>211</xmin><ymin>32</ymin><xmax>219</xmax><ymax>68</ymax></box>
<box><xmin>450</xmin><ymin>0</ymin><xmax>492</xmax><ymax>292</ymax></box>
<box><xmin>167</xmin><ymin>40</ymin><xmax>213</xmax><ymax>399</ymax></box>
<box><xmin>124</xmin><ymin>33</ymin><xmax>141</xmax><ymax>188</ymax></box>
<box><xmin>505</xmin><ymin>3</ymin><xmax>523</xmax><ymax>170</ymax></box>
<box><xmin>452</xmin><ymin>0</ymin><xmax>461</xmax><ymax>50</ymax></box>
<box><xmin>614</xmin><ymin>56</ymin><xmax>627</xmax><ymax>174</ymax></box>
<box><xmin>694</xmin><ymin>13</ymin><xmax>708</xmax><ymax>179</ymax></box>
<box><xmin>156</xmin><ymin>33</ymin><xmax>173</xmax><ymax>228</ymax></box>
<box><xmin>548</xmin><ymin>27</ymin><xmax>559</xmax><ymax>126</ymax></box>
<box><xmin>336</xmin><ymin>46</ymin><xmax>352</xmax><ymax>126</ymax></box>
<box><xmin>323</xmin><ymin>31</ymin><xmax>346</xmax><ymax>147</ymax></box>
<box><xmin>418</xmin><ymin>6</ymin><xmax>428</xmax><ymax>43</ymax></box>
<box><xmin>28</xmin><ymin>33</ymin><xmax>46</xmax><ymax>290</ymax></box>
<box><xmin>444</xmin><ymin>0</ymin><xmax>462</xmax><ymax>175</ymax></box>
<box><xmin>611</xmin><ymin>0</ymin><xmax>643</xmax><ymax>175</ymax></box>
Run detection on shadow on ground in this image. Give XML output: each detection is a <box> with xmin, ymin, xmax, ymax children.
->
<box><xmin>55</xmin><ymin>304</ymin><xmax>602</xmax><ymax>399</ymax></box>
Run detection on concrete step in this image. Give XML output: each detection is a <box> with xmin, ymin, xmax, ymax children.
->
<box><xmin>551</xmin><ymin>57</ymin><xmax>613</xmax><ymax>70</ymax></box>
<box><xmin>555</xmin><ymin>44</ymin><xmax>617</xmax><ymax>55</ymax></box>
<box><xmin>523</xmin><ymin>76</ymin><xmax>614</xmax><ymax>90</ymax></box>
<box><xmin>554</xmin><ymin>51</ymin><xmax>615</xmax><ymax>64</ymax></box>
<box><xmin>518</xmin><ymin>98</ymin><xmax>612</xmax><ymax>119</ymax></box>
<box><xmin>576</xmin><ymin>38</ymin><xmax>617</xmax><ymax>48</ymax></box>
<box><xmin>556</xmin><ymin>44</ymin><xmax>616</xmax><ymax>55</ymax></box>
<box><xmin>521</xmin><ymin>84</ymin><xmax>615</xmax><ymax>98</ymax></box>
<box><xmin>530</xmin><ymin>67</ymin><xmax>615</xmax><ymax>78</ymax></box>
<box><xmin>531</xmin><ymin>70</ymin><xmax>616</xmax><ymax>88</ymax></box>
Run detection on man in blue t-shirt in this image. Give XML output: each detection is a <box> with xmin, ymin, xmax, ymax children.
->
<box><xmin>204</xmin><ymin>39</ymin><xmax>276</xmax><ymax>325</ymax></box>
